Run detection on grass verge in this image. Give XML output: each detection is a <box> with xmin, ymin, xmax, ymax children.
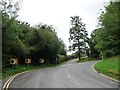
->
<box><xmin>2</xmin><ymin>59</ymin><xmax>72</xmax><ymax>80</ymax></box>
<box><xmin>76</xmin><ymin>58</ymin><xmax>97</xmax><ymax>63</ymax></box>
<box><xmin>94</xmin><ymin>55</ymin><xmax>120</xmax><ymax>81</ymax></box>
<box><xmin>2</xmin><ymin>64</ymin><xmax>58</xmax><ymax>79</ymax></box>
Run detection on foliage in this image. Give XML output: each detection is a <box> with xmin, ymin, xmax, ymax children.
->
<box><xmin>58</xmin><ymin>39</ymin><xmax>67</xmax><ymax>55</ymax></box>
<box><xmin>67</xmin><ymin>53</ymin><xmax>78</xmax><ymax>60</ymax></box>
<box><xmin>2</xmin><ymin>0</ymin><xmax>67</xmax><ymax>68</ymax></box>
<box><xmin>2</xmin><ymin>64</ymin><xmax>59</xmax><ymax>79</ymax></box>
<box><xmin>88</xmin><ymin>36</ymin><xmax>100</xmax><ymax>59</ymax></box>
<box><xmin>69</xmin><ymin>16</ymin><xmax>88</xmax><ymax>60</ymax></box>
<box><xmin>76</xmin><ymin>58</ymin><xmax>97</xmax><ymax>63</ymax></box>
<box><xmin>91</xmin><ymin>2</ymin><xmax>120</xmax><ymax>58</ymax></box>
<box><xmin>56</xmin><ymin>54</ymin><xmax>67</xmax><ymax>64</ymax></box>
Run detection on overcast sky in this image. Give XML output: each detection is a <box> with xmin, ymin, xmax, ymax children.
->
<box><xmin>17</xmin><ymin>0</ymin><xmax>110</xmax><ymax>52</ymax></box>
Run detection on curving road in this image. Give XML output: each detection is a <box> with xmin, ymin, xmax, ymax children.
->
<box><xmin>8</xmin><ymin>59</ymin><xmax>118</xmax><ymax>88</ymax></box>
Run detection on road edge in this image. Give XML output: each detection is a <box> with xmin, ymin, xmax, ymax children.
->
<box><xmin>92</xmin><ymin>63</ymin><xmax>120</xmax><ymax>83</ymax></box>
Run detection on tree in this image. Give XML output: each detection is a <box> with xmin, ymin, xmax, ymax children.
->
<box><xmin>2</xmin><ymin>0</ymin><xmax>67</xmax><ymax>67</ymax></box>
<box><xmin>88</xmin><ymin>33</ymin><xmax>100</xmax><ymax>59</ymax></box>
<box><xmin>69</xmin><ymin>16</ymin><xmax>88</xmax><ymax>60</ymax></box>
<box><xmin>92</xmin><ymin>2</ymin><xmax>120</xmax><ymax>58</ymax></box>
<box><xmin>2</xmin><ymin>0</ymin><xmax>26</xmax><ymax>67</ymax></box>
<box><xmin>58</xmin><ymin>39</ymin><xmax>67</xmax><ymax>55</ymax></box>
<box><xmin>29</xmin><ymin>24</ymin><xmax>61</xmax><ymax>64</ymax></box>
<box><xmin>1</xmin><ymin>0</ymin><xmax>21</xmax><ymax>19</ymax></box>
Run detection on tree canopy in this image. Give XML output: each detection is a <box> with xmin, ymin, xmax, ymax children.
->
<box><xmin>69</xmin><ymin>16</ymin><xmax>88</xmax><ymax>60</ymax></box>
<box><xmin>91</xmin><ymin>2</ymin><xmax>120</xmax><ymax>58</ymax></box>
<box><xmin>2</xmin><ymin>0</ymin><xmax>67</xmax><ymax>68</ymax></box>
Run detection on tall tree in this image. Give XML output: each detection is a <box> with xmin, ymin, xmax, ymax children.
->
<box><xmin>69</xmin><ymin>16</ymin><xmax>88</xmax><ymax>60</ymax></box>
<box><xmin>93</xmin><ymin>2</ymin><xmax>120</xmax><ymax>58</ymax></box>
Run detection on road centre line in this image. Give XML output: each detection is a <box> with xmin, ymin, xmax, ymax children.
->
<box><xmin>2</xmin><ymin>70</ymin><xmax>34</xmax><ymax>90</ymax></box>
<box><xmin>2</xmin><ymin>76</ymin><xmax>13</xmax><ymax>89</ymax></box>
<box><xmin>6</xmin><ymin>73</ymin><xmax>20</xmax><ymax>90</ymax></box>
<box><xmin>2</xmin><ymin>73</ymin><xmax>20</xmax><ymax>90</ymax></box>
<box><xmin>65</xmin><ymin>67</ymin><xmax>72</xmax><ymax>78</ymax></box>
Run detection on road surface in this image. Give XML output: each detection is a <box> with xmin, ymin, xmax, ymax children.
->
<box><xmin>8</xmin><ymin>59</ymin><xmax>118</xmax><ymax>88</ymax></box>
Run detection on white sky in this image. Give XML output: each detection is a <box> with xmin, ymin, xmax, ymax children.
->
<box><xmin>17</xmin><ymin>0</ymin><xmax>110</xmax><ymax>53</ymax></box>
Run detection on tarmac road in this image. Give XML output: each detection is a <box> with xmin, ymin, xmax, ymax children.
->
<box><xmin>8</xmin><ymin>59</ymin><xmax>118</xmax><ymax>88</ymax></box>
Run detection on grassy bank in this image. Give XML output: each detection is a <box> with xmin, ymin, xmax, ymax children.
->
<box><xmin>76</xmin><ymin>58</ymin><xmax>97</xmax><ymax>63</ymax></box>
<box><xmin>2</xmin><ymin>64</ymin><xmax>58</xmax><ymax>79</ymax></box>
<box><xmin>2</xmin><ymin>59</ymin><xmax>72</xmax><ymax>79</ymax></box>
<box><xmin>94</xmin><ymin>56</ymin><xmax>120</xmax><ymax>81</ymax></box>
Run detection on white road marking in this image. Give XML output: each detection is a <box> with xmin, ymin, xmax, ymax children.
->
<box><xmin>65</xmin><ymin>67</ymin><xmax>72</xmax><ymax>78</ymax></box>
<box><xmin>67</xmin><ymin>74</ymin><xmax>71</xmax><ymax>78</ymax></box>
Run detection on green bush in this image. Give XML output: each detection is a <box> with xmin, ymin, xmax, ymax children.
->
<box><xmin>56</xmin><ymin>54</ymin><xmax>66</xmax><ymax>64</ymax></box>
<box><xmin>67</xmin><ymin>54</ymin><xmax>78</xmax><ymax>60</ymax></box>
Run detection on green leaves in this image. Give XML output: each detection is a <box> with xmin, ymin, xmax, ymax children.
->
<box><xmin>2</xmin><ymin>0</ymin><xmax>66</xmax><ymax>66</ymax></box>
<box><xmin>69</xmin><ymin>16</ymin><xmax>88</xmax><ymax>60</ymax></box>
<box><xmin>92</xmin><ymin>2</ymin><xmax>120</xmax><ymax>58</ymax></box>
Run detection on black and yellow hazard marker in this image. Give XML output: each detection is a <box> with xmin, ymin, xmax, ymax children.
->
<box><xmin>10</xmin><ymin>58</ymin><xmax>18</xmax><ymax>65</ymax></box>
<box><xmin>25</xmin><ymin>59</ymin><xmax>31</xmax><ymax>64</ymax></box>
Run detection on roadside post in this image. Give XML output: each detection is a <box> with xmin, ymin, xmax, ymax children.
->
<box><xmin>25</xmin><ymin>59</ymin><xmax>31</xmax><ymax>66</ymax></box>
<box><xmin>10</xmin><ymin>58</ymin><xmax>18</xmax><ymax>69</ymax></box>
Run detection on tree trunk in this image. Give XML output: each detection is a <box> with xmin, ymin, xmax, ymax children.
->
<box><xmin>78</xmin><ymin>46</ymin><xmax>81</xmax><ymax>61</ymax></box>
<box><xmin>78</xmin><ymin>51</ymin><xmax>81</xmax><ymax>61</ymax></box>
<box><xmin>78</xmin><ymin>40</ymin><xmax>81</xmax><ymax>61</ymax></box>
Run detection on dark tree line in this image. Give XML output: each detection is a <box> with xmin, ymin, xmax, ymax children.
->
<box><xmin>2</xmin><ymin>0</ymin><xmax>67</xmax><ymax>68</ymax></box>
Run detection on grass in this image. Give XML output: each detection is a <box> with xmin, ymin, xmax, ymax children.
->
<box><xmin>76</xmin><ymin>57</ymin><xmax>97</xmax><ymax>63</ymax></box>
<box><xmin>2</xmin><ymin>64</ymin><xmax>58</xmax><ymax>79</ymax></box>
<box><xmin>76</xmin><ymin>59</ymin><xmax>89</xmax><ymax>63</ymax></box>
<box><xmin>2</xmin><ymin>59</ymin><xmax>71</xmax><ymax>80</ymax></box>
<box><xmin>94</xmin><ymin>55</ymin><xmax>120</xmax><ymax>81</ymax></box>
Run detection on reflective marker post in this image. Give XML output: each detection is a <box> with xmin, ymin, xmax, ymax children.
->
<box><xmin>10</xmin><ymin>58</ymin><xmax>18</xmax><ymax>69</ymax></box>
<box><xmin>39</xmin><ymin>59</ymin><xmax>44</xmax><ymax>64</ymax></box>
<box><xmin>25</xmin><ymin>59</ymin><xmax>31</xmax><ymax>66</ymax></box>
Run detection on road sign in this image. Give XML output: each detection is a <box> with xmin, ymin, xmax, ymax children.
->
<box><xmin>10</xmin><ymin>58</ymin><xmax>18</xmax><ymax>65</ymax></box>
<box><xmin>39</xmin><ymin>59</ymin><xmax>44</xmax><ymax>63</ymax></box>
<box><xmin>25</xmin><ymin>59</ymin><xmax>31</xmax><ymax>64</ymax></box>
